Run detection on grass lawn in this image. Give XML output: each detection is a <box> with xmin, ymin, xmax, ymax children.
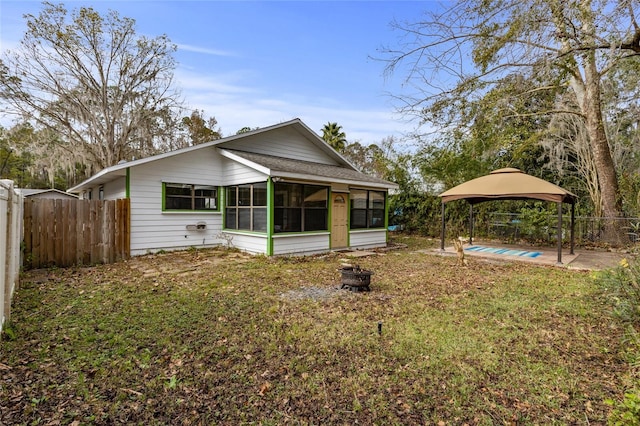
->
<box><xmin>0</xmin><ymin>236</ymin><xmax>627</xmax><ymax>424</ymax></box>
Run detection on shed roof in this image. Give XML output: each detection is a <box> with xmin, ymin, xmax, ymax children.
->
<box><xmin>438</xmin><ymin>168</ymin><xmax>577</xmax><ymax>204</ymax></box>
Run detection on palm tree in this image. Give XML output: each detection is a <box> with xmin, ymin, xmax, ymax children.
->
<box><xmin>321</xmin><ymin>122</ymin><xmax>347</xmax><ymax>152</ymax></box>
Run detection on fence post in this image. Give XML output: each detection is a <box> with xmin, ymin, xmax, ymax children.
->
<box><xmin>1</xmin><ymin>180</ymin><xmax>23</xmax><ymax>334</ymax></box>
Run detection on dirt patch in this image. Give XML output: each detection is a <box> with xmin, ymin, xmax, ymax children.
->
<box><xmin>127</xmin><ymin>249</ymin><xmax>253</xmax><ymax>278</ymax></box>
<box><xmin>279</xmin><ymin>285</ymin><xmax>346</xmax><ymax>301</ymax></box>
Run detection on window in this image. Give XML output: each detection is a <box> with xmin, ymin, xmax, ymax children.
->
<box><xmin>225</xmin><ymin>182</ymin><xmax>267</xmax><ymax>232</ymax></box>
<box><xmin>350</xmin><ymin>189</ymin><xmax>386</xmax><ymax>229</ymax></box>
<box><xmin>164</xmin><ymin>183</ymin><xmax>218</xmax><ymax>211</ymax></box>
<box><xmin>274</xmin><ymin>183</ymin><xmax>328</xmax><ymax>233</ymax></box>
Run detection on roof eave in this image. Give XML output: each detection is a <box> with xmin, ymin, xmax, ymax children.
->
<box><xmin>274</xmin><ymin>172</ymin><xmax>398</xmax><ymax>190</ymax></box>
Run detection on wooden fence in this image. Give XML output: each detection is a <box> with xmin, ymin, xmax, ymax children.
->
<box><xmin>23</xmin><ymin>198</ymin><xmax>130</xmax><ymax>269</ymax></box>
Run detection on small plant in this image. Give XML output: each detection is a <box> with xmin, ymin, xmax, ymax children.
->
<box><xmin>1</xmin><ymin>321</ymin><xmax>18</xmax><ymax>341</ymax></box>
<box><xmin>166</xmin><ymin>375</ymin><xmax>179</xmax><ymax>390</ymax></box>
<box><xmin>606</xmin><ymin>390</ymin><xmax>640</xmax><ymax>426</ymax></box>
<box><xmin>216</xmin><ymin>232</ymin><xmax>234</xmax><ymax>248</ymax></box>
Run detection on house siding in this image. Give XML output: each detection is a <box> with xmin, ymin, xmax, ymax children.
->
<box><xmin>222</xmin><ymin>232</ymin><xmax>268</xmax><ymax>254</ymax></box>
<box><xmin>221</xmin><ymin>127</ymin><xmax>337</xmax><ymax>165</ymax></box>
<box><xmin>272</xmin><ymin>233</ymin><xmax>330</xmax><ymax>255</ymax></box>
<box><xmin>129</xmin><ymin>148</ymin><xmax>225</xmax><ymax>255</ymax></box>
<box><xmin>349</xmin><ymin>229</ymin><xmax>388</xmax><ymax>250</ymax></box>
<box><xmin>103</xmin><ymin>177</ymin><xmax>126</xmax><ymax>200</ymax></box>
<box><xmin>221</xmin><ymin>158</ymin><xmax>268</xmax><ymax>186</ymax></box>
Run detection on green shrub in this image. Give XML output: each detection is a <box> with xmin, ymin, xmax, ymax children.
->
<box><xmin>598</xmin><ymin>257</ymin><xmax>640</xmax><ymax>424</ymax></box>
<box><xmin>599</xmin><ymin>258</ymin><xmax>640</xmax><ymax>324</ymax></box>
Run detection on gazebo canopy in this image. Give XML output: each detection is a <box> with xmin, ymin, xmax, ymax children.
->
<box><xmin>439</xmin><ymin>168</ymin><xmax>577</xmax><ymax>205</ymax></box>
<box><xmin>438</xmin><ymin>168</ymin><xmax>577</xmax><ymax>264</ymax></box>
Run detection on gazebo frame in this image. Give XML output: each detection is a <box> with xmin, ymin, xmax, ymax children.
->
<box><xmin>439</xmin><ymin>168</ymin><xmax>578</xmax><ymax>264</ymax></box>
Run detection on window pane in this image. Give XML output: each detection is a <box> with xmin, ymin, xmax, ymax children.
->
<box><xmin>225</xmin><ymin>208</ymin><xmax>237</xmax><ymax>229</ymax></box>
<box><xmin>194</xmin><ymin>196</ymin><xmax>216</xmax><ymax>210</ymax></box>
<box><xmin>166</xmin><ymin>184</ymin><xmax>191</xmax><ymax>196</ymax></box>
<box><xmin>369</xmin><ymin>191</ymin><xmax>385</xmax><ymax>209</ymax></box>
<box><xmin>238</xmin><ymin>208</ymin><xmax>251</xmax><ymax>230</ymax></box>
<box><xmin>166</xmin><ymin>197</ymin><xmax>192</xmax><ymax>210</ymax></box>
<box><xmin>351</xmin><ymin>190</ymin><xmax>367</xmax><ymax>209</ymax></box>
<box><xmin>253</xmin><ymin>208</ymin><xmax>267</xmax><ymax>232</ymax></box>
<box><xmin>304</xmin><ymin>209</ymin><xmax>327</xmax><ymax>231</ymax></box>
<box><xmin>253</xmin><ymin>182</ymin><xmax>267</xmax><ymax>206</ymax></box>
<box><xmin>275</xmin><ymin>183</ymin><xmax>302</xmax><ymax>207</ymax></box>
<box><xmin>274</xmin><ymin>208</ymin><xmax>301</xmax><ymax>232</ymax></box>
<box><xmin>238</xmin><ymin>185</ymin><xmax>251</xmax><ymax>206</ymax></box>
<box><xmin>351</xmin><ymin>209</ymin><xmax>367</xmax><ymax>229</ymax></box>
<box><xmin>194</xmin><ymin>185</ymin><xmax>216</xmax><ymax>196</ymax></box>
<box><xmin>304</xmin><ymin>186</ymin><xmax>327</xmax><ymax>208</ymax></box>
<box><xmin>226</xmin><ymin>187</ymin><xmax>237</xmax><ymax>207</ymax></box>
<box><xmin>370</xmin><ymin>209</ymin><xmax>385</xmax><ymax>228</ymax></box>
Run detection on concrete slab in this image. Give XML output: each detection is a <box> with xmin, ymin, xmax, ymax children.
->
<box><xmin>339</xmin><ymin>250</ymin><xmax>377</xmax><ymax>258</ymax></box>
<box><xmin>431</xmin><ymin>239</ymin><xmax>632</xmax><ymax>271</ymax></box>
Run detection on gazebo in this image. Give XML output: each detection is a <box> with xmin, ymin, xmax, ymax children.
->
<box><xmin>438</xmin><ymin>168</ymin><xmax>578</xmax><ymax>264</ymax></box>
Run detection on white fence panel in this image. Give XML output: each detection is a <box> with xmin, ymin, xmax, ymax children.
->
<box><xmin>1</xmin><ymin>180</ymin><xmax>23</xmax><ymax>335</ymax></box>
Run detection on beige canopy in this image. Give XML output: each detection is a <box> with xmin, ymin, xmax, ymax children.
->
<box><xmin>438</xmin><ymin>168</ymin><xmax>577</xmax><ymax>264</ymax></box>
<box><xmin>439</xmin><ymin>168</ymin><xmax>577</xmax><ymax>204</ymax></box>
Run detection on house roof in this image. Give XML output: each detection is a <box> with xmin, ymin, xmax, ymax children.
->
<box><xmin>220</xmin><ymin>149</ymin><xmax>398</xmax><ymax>189</ymax></box>
<box><xmin>439</xmin><ymin>168</ymin><xmax>577</xmax><ymax>204</ymax></box>
<box><xmin>68</xmin><ymin>118</ymin><xmax>365</xmax><ymax>193</ymax></box>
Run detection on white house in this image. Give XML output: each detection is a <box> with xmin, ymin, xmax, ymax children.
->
<box><xmin>67</xmin><ymin>119</ymin><xmax>398</xmax><ymax>256</ymax></box>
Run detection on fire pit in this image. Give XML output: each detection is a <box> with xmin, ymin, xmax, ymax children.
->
<box><xmin>340</xmin><ymin>265</ymin><xmax>373</xmax><ymax>292</ymax></box>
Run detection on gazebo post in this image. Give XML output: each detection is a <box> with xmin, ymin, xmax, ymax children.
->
<box><xmin>440</xmin><ymin>202</ymin><xmax>446</xmax><ymax>251</ymax></box>
<box><xmin>570</xmin><ymin>202</ymin><xmax>575</xmax><ymax>255</ymax></box>
<box><xmin>556</xmin><ymin>202</ymin><xmax>563</xmax><ymax>264</ymax></box>
<box><xmin>469</xmin><ymin>204</ymin><xmax>474</xmax><ymax>245</ymax></box>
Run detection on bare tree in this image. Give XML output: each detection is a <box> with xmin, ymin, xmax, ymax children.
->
<box><xmin>541</xmin><ymin>104</ymin><xmax>602</xmax><ymax>217</ymax></box>
<box><xmin>0</xmin><ymin>2</ymin><xmax>184</xmax><ymax>170</ymax></box>
<box><xmin>382</xmin><ymin>0</ymin><xmax>640</xmax><ymax>222</ymax></box>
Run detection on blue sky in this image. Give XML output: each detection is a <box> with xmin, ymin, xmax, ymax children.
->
<box><xmin>0</xmin><ymin>1</ymin><xmax>438</xmax><ymax>146</ymax></box>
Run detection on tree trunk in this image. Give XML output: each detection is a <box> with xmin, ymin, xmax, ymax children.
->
<box><xmin>583</xmin><ymin>58</ymin><xmax>624</xmax><ymax>243</ymax></box>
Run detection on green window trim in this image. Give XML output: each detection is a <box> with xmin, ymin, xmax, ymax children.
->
<box><xmin>162</xmin><ymin>182</ymin><xmax>220</xmax><ymax>212</ymax></box>
<box><xmin>125</xmin><ymin>168</ymin><xmax>130</xmax><ymax>199</ymax></box>
<box><xmin>267</xmin><ymin>178</ymin><xmax>274</xmax><ymax>255</ymax></box>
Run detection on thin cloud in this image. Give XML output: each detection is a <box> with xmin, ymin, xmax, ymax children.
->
<box><xmin>176</xmin><ymin>43</ymin><xmax>235</xmax><ymax>57</ymax></box>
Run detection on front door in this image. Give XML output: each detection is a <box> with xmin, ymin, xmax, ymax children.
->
<box><xmin>331</xmin><ymin>193</ymin><xmax>348</xmax><ymax>248</ymax></box>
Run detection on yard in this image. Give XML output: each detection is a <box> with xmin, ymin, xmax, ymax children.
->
<box><xmin>0</xmin><ymin>236</ymin><xmax>628</xmax><ymax>424</ymax></box>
